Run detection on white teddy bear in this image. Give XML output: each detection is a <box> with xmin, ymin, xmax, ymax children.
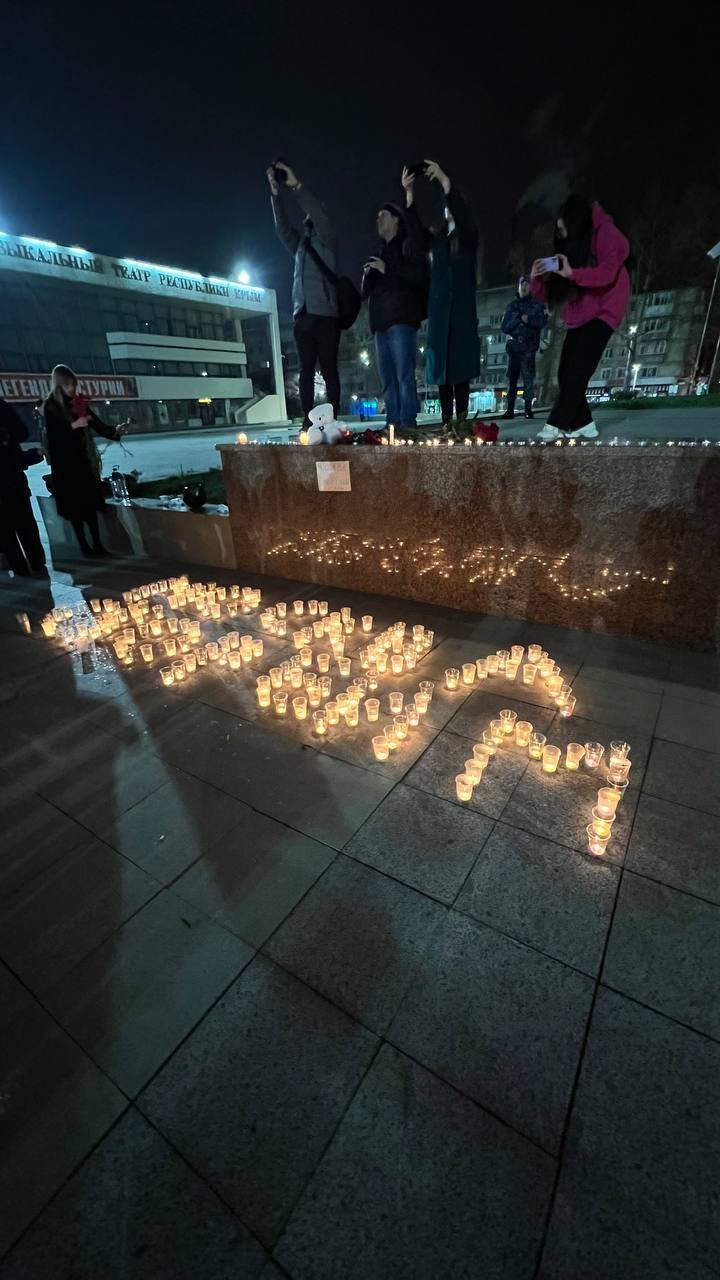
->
<box><xmin>305</xmin><ymin>403</ymin><xmax>346</xmax><ymax>445</ymax></box>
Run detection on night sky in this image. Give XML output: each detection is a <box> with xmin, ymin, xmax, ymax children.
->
<box><xmin>3</xmin><ymin>3</ymin><xmax>719</xmax><ymax>312</ymax></box>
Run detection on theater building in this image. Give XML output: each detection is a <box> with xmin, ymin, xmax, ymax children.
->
<box><xmin>0</xmin><ymin>231</ymin><xmax>286</xmax><ymax>434</ymax></box>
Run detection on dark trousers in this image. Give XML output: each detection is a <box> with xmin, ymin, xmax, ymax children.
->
<box><xmin>547</xmin><ymin>319</ymin><xmax>612</xmax><ymax>432</ymax></box>
<box><xmin>507</xmin><ymin>350</ymin><xmax>536</xmax><ymax>412</ymax></box>
<box><xmin>293</xmin><ymin>312</ymin><xmax>341</xmax><ymax>421</ymax></box>
<box><xmin>439</xmin><ymin>381</ymin><xmax>470</xmax><ymax>422</ymax></box>
<box><xmin>0</xmin><ymin>489</ymin><xmax>46</xmax><ymax>572</ymax></box>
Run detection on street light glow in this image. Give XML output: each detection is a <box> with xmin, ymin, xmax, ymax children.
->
<box><xmin>359</xmin><ymin>349</ymin><xmax>370</xmax><ymax>365</ymax></box>
<box><xmin>238</xmin><ymin>269</ymin><xmax>251</xmax><ymax>284</ymax></box>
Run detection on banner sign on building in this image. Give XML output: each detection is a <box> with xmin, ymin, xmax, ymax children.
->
<box><xmin>0</xmin><ymin>374</ymin><xmax>139</xmax><ymax>402</ymax></box>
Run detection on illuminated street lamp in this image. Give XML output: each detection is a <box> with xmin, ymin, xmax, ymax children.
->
<box><xmin>632</xmin><ymin>362</ymin><xmax>641</xmax><ymax>391</ymax></box>
<box><xmin>624</xmin><ymin>323</ymin><xmax>639</xmax><ymax>391</ymax></box>
<box><xmin>359</xmin><ymin>349</ymin><xmax>370</xmax><ymax>366</ymax></box>
<box><xmin>237</xmin><ymin>269</ymin><xmax>251</xmax><ymax>284</ymax></box>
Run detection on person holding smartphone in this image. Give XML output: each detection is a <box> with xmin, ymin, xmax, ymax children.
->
<box><xmin>500</xmin><ymin>276</ymin><xmax>548</xmax><ymax>419</ymax></box>
<box><xmin>267</xmin><ymin>161</ymin><xmax>340</xmax><ymax>424</ymax></box>
<box><xmin>402</xmin><ymin>161</ymin><xmax>480</xmax><ymax>431</ymax></box>
<box><xmin>44</xmin><ymin>365</ymin><xmax>128</xmax><ymax>557</ymax></box>
<box><xmin>530</xmin><ymin>195</ymin><xmax>631</xmax><ymax>440</ymax></box>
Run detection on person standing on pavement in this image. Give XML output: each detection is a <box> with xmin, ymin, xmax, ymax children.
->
<box><xmin>0</xmin><ymin>397</ymin><xmax>47</xmax><ymax>577</ymax></box>
<box><xmin>530</xmin><ymin>195</ymin><xmax>630</xmax><ymax>441</ymax></box>
<box><xmin>403</xmin><ymin>161</ymin><xmax>480</xmax><ymax>430</ymax></box>
<box><xmin>500</xmin><ymin>276</ymin><xmax>547</xmax><ymax>419</ymax></box>
<box><xmin>267</xmin><ymin>161</ymin><xmax>340</xmax><ymax>424</ymax></box>
<box><xmin>362</xmin><ymin>202</ymin><xmax>428</xmax><ymax>433</ymax></box>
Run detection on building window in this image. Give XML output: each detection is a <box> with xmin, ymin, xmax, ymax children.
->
<box><xmin>650</xmin><ymin>292</ymin><xmax>672</xmax><ymax>307</ymax></box>
<box><xmin>641</xmin><ymin>366</ymin><xmax>658</xmax><ymax>377</ymax></box>
<box><xmin>599</xmin><ymin>367</ymin><xmax>612</xmax><ymax>380</ymax></box>
<box><xmin>639</xmin><ymin>339</ymin><xmax>667</xmax><ymax>356</ymax></box>
<box><xmin>643</xmin><ymin>317</ymin><xmax>670</xmax><ymax>333</ymax></box>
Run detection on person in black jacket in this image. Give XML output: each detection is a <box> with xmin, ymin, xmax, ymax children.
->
<box><xmin>500</xmin><ymin>277</ymin><xmax>547</xmax><ymax>419</ymax></box>
<box><xmin>362</xmin><ymin>202</ymin><xmax>428</xmax><ymax>431</ymax></box>
<box><xmin>0</xmin><ymin>398</ymin><xmax>47</xmax><ymax>576</ymax></box>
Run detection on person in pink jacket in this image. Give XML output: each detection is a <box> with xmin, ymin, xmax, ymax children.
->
<box><xmin>530</xmin><ymin>195</ymin><xmax>630</xmax><ymax>440</ymax></box>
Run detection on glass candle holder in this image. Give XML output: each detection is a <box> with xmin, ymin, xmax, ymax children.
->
<box><xmin>114</xmin><ymin>640</ymin><xmax>129</xmax><ymax>660</ymax></box>
<box><xmin>586</xmin><ymin>824</ymin><xmax>611</xmax><ymax>857</ymax></box>
<box><xmin>473</xmin><ymin>742</ymin><xmax>493</xmax><ymax>765</ymax></box>
<box><xmin>597</xmin><ymin>787</ymin><xmax>621</xmax><ymax>818</ymax></box>
<box><xmin>290</xmin><ymin>667</ymin><xmax>304</xmax><ymax>689</ymax></box>
<box><xmin>269</xmin><ymin>667</ymin><xmax>283</xmax><ymax>689</ymax></box>
<box><xmin>490</xmin><ymin>719</ymin><xmax>505</xmax><ymax>746</ymax></box>
<box><xmin>149</xmin><ymin>620</ymin><xmax>163</xmax><ymax>638</ymax></box>
<box><xmin>336</xmin><ymin>693</ymin><xmax>349</xmax><ymax>717</ymax></box>
<box><xmin>455</xmin><ymin>774</ymin><xmax>474</xmax><ymax>802</ymax></box>
<box><xmin>391</xmin><ymin>654</ymin><xmax>404</xmax><ymax>675</ymax></box>
<box><xmin>515</xmin><ymin>720</ymin><xmax>533</xmax><ymax>748</ymax></box>
<box><xmin>312</xmin><ymin>619</ymin><xmax>325</xmax><ymax>640</ymax></box>
<box><xmin>528</xmin><ymin>644</ymin><xmax>542</xmax><ymax>663</ymax></box>
<box><xmin>510</xmin><ymin>645</ymin><xmax>525</xmax><ymax>664</ymax></box>
<box><xmin>365</xmin><ymin>698</ymin><xmax>380</xmax><ymax>722</ymax></box>
<box><xmin>393</xmin><ymin>714</ymin><xmax>408</xmax><ymax>740</ymax></box>
<box><xmin>462</xmin><ymin>662</ymin><xmax>476</xmax><ymax>685</ymax></box>
<box><xmin>486</xmin><ymin>655</ymin><xmax>499</xmax><ymax>675</ymax></box>
<box><xmin>376</xmin><ymin>652</ymin><xmax>388</xmax><ymax>673</ymax></box>
<box><xmin>372</xmin><ymin>735</ymin><xmax>389</xmax><ymax>761</ymax></box>
<box><xmin>529</xmin><ymin>731</ymin><xmax>547</xmax><ymax>760</ymax></box>
<box><xmin>160</xmin><ymin>666</ymin><xmax>174</xmax><ymax>687</ymax></box>
<box><xmin>482</xmin><ymin>729</ymin><xmax>498</xmax><ymax>756</ymax></box>
<box><xmin>293</xmin><ymin>601</ymin><xmax>304</xmax><ymax>617</ymax></box>
<box><xmin>256</xmin><ymin>675</ymin><xmax>271</xmax><ymax>693</ymax></box>
<box><xmin>326</xmin><ymin>700</ymin><xmax>340</xmax><ymax>725</ymax></box>
<box><xmin>184</xmin><ymin>653</ymin><xmax>197</xmax><ymax>675</ymax></box>
<box><xmin>414</xmin><ymin>692</ymin><xmax>429</xmax><ymax>715</ymax></box>
<box><xmin>308</xmin><ymin>685</ymin><xmax>322</xmax><ymax>708</ymax></box>
<box><xmin>345</xmin><ymin>702</ymin><xmax>359</xmax><ymax>728</ymax></box>
<box><xmin>338</xmin><ymin>657</ymin><xmax>352</xmax><ymax>677</ymax></box>
<box><xmin>273</xmin><ymin>692</ymin><xmax>288</xmax><ymax>717</ymax></box>
<box><xmin>389</xmin><ymin>692</ymin><xmax>404</xmax><ymax>714</ymax></box>
<box><xmin>611</xmin><ymin>740</ymin><xmax>631</xmax><ymax>759</ymax></box>
<box><xmin>195</xmin><ymin>647</ymin><xmax>207</xmax><ymax>666</ymax></box>
<box><xmin>299</xmin><ymin>646</ymin><xmax>313</xmax><ymax>669</ymax></box>
<box><xmin>41</xmin><ymin>617</ymin><xmax>57</xmax><ymax>638</ymax></box>
<box><xmin>584</xmin><ymin>742</ymin><xmax>605</xmax><ymax>770</ymax></box>
<box><xmin>607</xmin><ymin>759</ymin><xmax>631</xmax><ymax>785</ymax></box>
<box><xmin>313</xmin><ymin>710</ymin><xmax>328</xmax><ymax>736</ymax></box>
<box><xmin>302</xmin><ymin>671</ymin><xmax>317</xmax><ymax>689</ymax></box>
<box><xmin>559</xmin><ymin>695</ymin><xmax>577</xmax><ymax>719</ymax></box>
<box><xmin>317</xmin><ymin>652</ymin><xmax>330</xmax><ymax>674</ymax></box>
<box><xmin>542</xmin><ymin>745</ymin><xmax>561</xmax><ymax>773</ymax></box>
<box><xmin>257</xmin><ymin>686</ymin><xmax>271</xmax><ymax>708</ymax></box>
<box><xmin>476</xmin><ymin>658</ymin><xmax>488</xmax><ymax>680</ymax></box>
<box><xmin>496</xmin><ymin>650</ymin><xmax>509</xmax><ymax>671</ymax></box>
<box><xmin>172</xmin><ymin>660</ymin><xmax>186</xmax><ymax>683</ymax></box>
<box><xmin>546</xmin><ymin>675</ymin><xmax>564</xmax><ymax>698</ymax></box>
<box><xmin>292</xmin><ymin>696</ymin><xmax>308</xmax><ymax>721</ymax></box>
<box><xmin>206</xmin><ymin>642</ymin><xmax>219</xmax><ymax>662</ymax></box>
<box><xmin>384</xmin><ymin>725</ymin><xmax>399</xmax><ymax>751</ymax></box>
<box><xmin>465</xmin><ymin>758</ymin><xmax>486</xmax><ymax>783</ymax></box>
<box><xmin>317</xmin><ymin>600</ymin><xmax>328</xmax><ymax>617</ymax></box>
<box><xmin>343</xmin><ymin>619</ymin><xmax>356</xmax><ymax>636</ymax></box>
<box><xmin>252</xmin><ymin>640</ymin><xmax>264</xmax><ymax>659</ymax></box>
<box><xmin>319</xmin><ymin>676</ymin><xmax>333</xmax><ymax>698</ymax></box>
<box><xmin>591</xmin><ymin>806</ymin><xmax>615</xmax><ymax>838</ymax></box>
<box><xmin>538</xmin><ymin>658</ymin><xmax>553</xmax><ymax>679</ymax></box>
<box><xmin>362</xmin><ymin>615</ymin><xmax>373</xmax><ymax>632</ymax></box>
<box><xmin>407</xmin><ymin>704</ymin><xmax>420</xmax><ymax>727</ymax></box>
<box><xmin>140</xmin><ymin>643</ymin><xmax>154</xmax><ymax>663</ymax></box>
<box><xmin>522</xmin><ymin>663</ymin><xmax>538</xmax><ymax>686</ymax></box>
<box><xmin>500</xmin><ymin>709</ymin><xmax>517</xmax><ymax>735</ymax></box>
<box><xmin>419</xmin><ymin>680</ymin><xmax>435</xmax><ymax>702</ymax></box>
<box><xmin>445</xmin><ymin>668</ymin><xmax>460</xmax><ymax>690</ymax></box>
<box><xmin>565</xmin><ymin>742</ymin><xmax>585</xmax><ymax>770</ymax></box>
<box><xmin>167</xmin><ymin>617</ymin><xmax>179</xmax><ymax>635</ymax></box>
<box><xmin>228</xmin><ymin>651</ymin><xmax>242</xmax><ymax>670</ymax></box>
<box><xmin>505</xmin><ymin>661</ymin><xmax>520</xmax><ymax>682</ymax></box>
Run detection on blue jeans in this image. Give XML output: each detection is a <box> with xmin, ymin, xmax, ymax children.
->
<box><xmin>375</xmin><ymin>324</ymin><xmax>419</xmax><ymax>427</ymax></box>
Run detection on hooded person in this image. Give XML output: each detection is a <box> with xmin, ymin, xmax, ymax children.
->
<box><xmin>500</xmin><ymin>276</ymin><xmax>548</xmax><ymax>419</ymax></box>
<box><xmin>530</xmin><ymin>196</ymin><xmax>631</xmax><ymax>440</ymax></box>
<box><xmin>362</xmin><ymin>200</ymin><xmax>428</xmax><ymax>432</ymax></box>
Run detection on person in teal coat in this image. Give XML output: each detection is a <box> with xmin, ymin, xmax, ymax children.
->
<box><xmin>403</xmin><ymin>161</ymin><xmax>480</xmax><ymax>427</ymax></box>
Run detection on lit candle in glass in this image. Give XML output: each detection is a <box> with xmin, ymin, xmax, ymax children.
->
<box><xmin>312</xmin><ymin>620</ymin><xmax>325</xmax><ymax>640</ymax></box>
<box><xmin>419</xmin><ymin>680</ymin><xmax>434</xmax><ymax>702</ymax></box>
<box><xmin>292</xmin><ymin>696</ymin><xmax>308</xmax><ymax>720</ymax></box>
<box><xmin>228</xmin><ymin>651</ymin><xmax>242</xmax><ymax>670</ymax></box>
<box><xmin>515</xmin><ymin>721</ymin><xmax>533</xmax><ymax>747</ymax></box>
<box><xmin>293</xmin><ymin>600</ymin><xmax>304</xmax><ymax>616</ymax></box>
<box><xmin>389</xmin><ymin>692</ymin><xmax>404</xmax><ymax>715</ymax></box>
<box><xmin>590</xmin><ymin>806</ymin><xmax>615</xmax><ymax>838</ymax></box>
<box><xmin>373</xmin><ymin>735</ymin><xmax>389</xmax><ymax>761</ymax></box>
<box><xmin>299</xmin><ymin>647</ymin><xmax>313</xmax><ymax>669</ymax></box>
<box><xmin>184</xmin><ymin>653</ymin><xmax>197</xmax><ymax>675</ymax></box>
<box><xmin>465</xmin><ymin>758</ymin><xmax>485</xmax><ymax>783</ymax></box>
<box><xmin>150</xmin><ymin>620</ymin><xmax>163</xmax><ymax>638</ymax></box>
<box><xmin>376</xmin><ymin>652</ymin><xmax>388</xmax><ymax>673</ymax></box>
<box><xmin>586</xmin><ymin>824</ymin><xmax>611</xmax><ymax>857</ymax></box>
<box><xmin>346</xmin><ymin>702</ymin><xmax>359</xmax><ymax>727</ymax></box>
<box><xmin>414</xmin><ymin>692</ymin><xmax>429</xmax><ymax>716</ymax></box>
<box><xmin>528</xmin><ymin>731</ymin><xmax>547</xmax><ymax>759</ymax></box>
<box><xmin>172</xmin><ymin>660</ymin><xmax>186</xmax><ymax>683</ymax></box>
<box><xmin>482</xmin><ymin>729</ymin><xmax>498</xmax><ymax>756</ymax></box>
<box><xmin>608</xmin><ymin>758</ymin><xmax>631</xmax><ymax>785</ymax></box>
<box><xmin>597</xmin><ymin>787</ymin><xmax>621</xmax><ymax>818</ymax></box>
<box><xmin>365</xmin><ymin>698</ymin><xmax>380</xmax><ymax>722</ymax></box>
<box><xmin>473</xmin><ymin>742</ymin><xmax>494</xmax><ymax>765</ymax></box>
<box><xmin>538</xmin><ymin>657</ymin><xmax>554</xmax><ymax>679</ymax></box>
<box><xmin>362</xmin><ymin>615</ymin><xmax>373</xmax><ymax>633</ymax></box>
<box><xmin>308</xmin><ymin>685</ymin><xmax>322</xmax><ymax>708</ymax></box>
<box><xmin>273</xmin><ymin>692</ymin><xmax>288</xmax><ymax>716</ymax></box>
<box><xmin>336</xmin><ymin>692</ymin><xmax>349</xmax><ymax>717</ymax></box>
<box><xmin>522</xmin><ymin>664</ymin><xmax>537</xmax><ymax>686</ymax></box>
<box><xmin>319</xmin><ymin>676</ymin><xmax>332</xmax><ymax>698</ymax></box>
<box><xmin>390</xmin><ymin>653</ymin><xmax>404</xmax><ymax>675</ymax></box>
<box><xmin>90</xmin><ymin>599</ymin><xmax>102</xmax><ymax>614</ymax></box>
<box><xmin>206</xmin><ymin>642</ymin><xmax>219</xmax><ymax>662</ymax></box>
<box><xmin>41</xmin><ymin>617</ymin><xmax>57</xmax><ymax>638</ymax></box>
<box><xmin>407</xmin><ymin>704</ymin><xmax>419</xmax><ymax>727</ymax></box>
<box><xmin>326</xmin><ymin>700</ymin><xmax>339</xmax><ymax>724</ymax></box>
<box><xmin>511</xmin><ymin>645</ymin><xmax>525</xmax><ymax>664</ymax></box>
<box><xmin>462</xmin><ymin>663</ymin><xmax>476</xmax><ymax>685</ymax></box>
<box><xmin>583</xmin><ymin>742</ymin><xmax>605</xmax><ymax>770</ymax></box>
<box><xmin>496</xmin><ymin>650</ymin><xmax>509</xmax><ymax>671</ymax></box>
<box><xmin>313</xmin><ymin>710</ymin><xmax>328</xmax><ymax>736</ymax></box>
<box><xmin>337</xmin><ymin>656</ymin><xmax>351</xmax><ymax>678</ymax></box>
<box><xmin>167</xmin><ymin>617</ymin><xmax>179</xmax><ymax>635</ymax></box>
<box><xmin>505</xmin><ymin>661</ymin><xmax>520</xmax><ymax>681</ymax></box>
<box><xmin>445</xmin><ymin>668</ymin><xmax>460</xmax><ymax>690</ymax></box>
<box><xmin>476</xmin><ymin>658</ymin><xmax>488</xmax><ymax>680</ymax></box>
<box><xmin>490</xmin><ymin>719</ymin><xmax>505</xmax><ymax>745</ymax></box>
<box><xmin>160</xmin><ymin>666</ymin><xmax>174</xmax><ymax>687</ymax></box>
<box><xmin>546</xmin><ymin>674</ymin><xmax>563</xmax><ymax>697</ymax></box>
<box><xmin>610</xmin><ymin>740</ymin><xmax>631</xmax><ymax>760</ymax></box>
<box><xmin>195</xmin><ymin>646</ymin><xmax>207</xmax><ymax>666</ymax></box>
<box><xmin>140</xmin><ymin>642</ymin><xmax>154</xmax><ymax>663</ymax></box>
<box><xmin>528</xmin><ymin>644</ymin><xmax>542</xmax><ymax>663</ymax></box>
<box><xmin>316</xmin><ymin>652</ymin><xmax>330</xmax><ymax>674</ymax></box>
<box><xmin>542</xmin><ymin>745</ymin><xmax>561</xmax><ymax>773</ymax></box>
<box><xmin>269</xmin><ymin>667</ymin><xmax>283</xmax><ymax>689</ymax></box>
<box><xmin>486</xmin><ymin>655</ymin><xmax>499</xmax><ymax>675</ymax></box>
<box><xmin>455</xmin><ymin>774</ymin><xmax>474</xmax><ymax>802</ymax></box>
<box><xmin>393</xmin><ymin>714</ymin><xmax>408</xmax><ymax>740</ymax></box>
<box><xmin>565</xmin><ymin>742</ymin><xmax>585</xmax><ymax>770</ymax></box>
<box><xmin>384</xmin><ymin>725</ymin><xmax>399</xmax><ymax>751</ymax></box>
<box><xmin>499</xmin><ymin>709</ymin><xmax>517</xmax><ymax>736</ymax></box>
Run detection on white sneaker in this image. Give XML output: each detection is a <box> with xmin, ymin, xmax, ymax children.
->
<box><xmin>574</xmin><ymin>422</ymin><xmax>599</xmax><ymax>439</ymax></box>
<box><xmin>536</xmin><ymin>425</ymin><xmax>564</xmax><ymax>442</ymax></box>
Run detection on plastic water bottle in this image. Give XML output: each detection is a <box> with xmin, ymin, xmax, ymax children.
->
<box><xmin>111</xmin><ymin>465</ymin><xmax>130</xmax><ymax>505</ymax></box>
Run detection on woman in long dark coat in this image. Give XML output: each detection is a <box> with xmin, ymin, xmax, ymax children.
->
<box><xmin>403</xmin><ymin>161</ymin><xmax>480</xmax><ymax>428</ymax></box>
<box><xmin>44</xmin><ymin>364</ymin><xmax>127</xmax><ymax>556</ymax></box>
